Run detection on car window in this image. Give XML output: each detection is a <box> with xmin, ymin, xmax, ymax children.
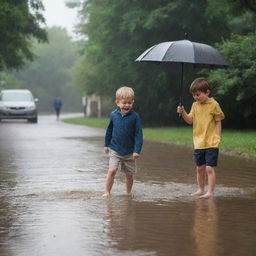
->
<box><xmin>0</xmin><ymin>92</ymin><xmax>33</xmax><ymax>102</ymax></box>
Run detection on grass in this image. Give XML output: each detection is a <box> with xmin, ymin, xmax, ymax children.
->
<box><xmin>143</xmin><ymin>127</ymin><xmax>193</xmax><ymax>145</ymax></box>
<box><xmin>63</xmin><ymin>117</ymin><xmax>109</xmax><ymax>129</ymax></box>
<box><xmin>221</xmin><ymin>130</ymin><xmax>256</xmax><ymax>156</ymax></box>
<box><xmin>63</xmin><ymin>117</ymin><xmax>256</xmax><ymax>158</ymax></box>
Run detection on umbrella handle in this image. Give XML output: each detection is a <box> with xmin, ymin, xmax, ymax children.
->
<box><xmin>178</xmin><ymin>63</ymin><xmax>184</xmax><ymax>119</ymax></box>
<box><xmin>179</xmin><ymin>107</ymin><xmax>182</xmax><ymax>119</ymax></box>
<box><xmin>177</xmin><ymin>102</ymin><xmax>184</xmax><ymax>119</ymax></box>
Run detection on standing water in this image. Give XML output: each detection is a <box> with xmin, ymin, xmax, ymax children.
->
<box><xmin>0</xmin><ymin>115</ymin><xmax>255</xmax><ymax>256</ymax></box>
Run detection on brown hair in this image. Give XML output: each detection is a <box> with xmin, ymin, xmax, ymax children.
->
<box><xmin>115</xmin><ymin>86</ymin><xmax>135</xmax><ymax>102</ymax></box>
<box><xmin>190</xmin><ymin>77</ymin><xmax>212</xmax><ymax>94</ymax></box>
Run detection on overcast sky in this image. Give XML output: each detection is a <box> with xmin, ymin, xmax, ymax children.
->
<box><xmin>41</xmin><ymin>0</ymin><xmax>79</xmax><ymax>38</ymax></box>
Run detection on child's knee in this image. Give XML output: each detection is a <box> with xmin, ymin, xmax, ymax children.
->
<box><xmin>206</xmin><ymin>166</ymin><xmax>215</xmax><ymax>175</ymax></box>
<box><xmin>125</xmin><ymin>173</ymin><xmax>133</xmax><ymax>180</ymax></box>
<box><xmin>108</xmin><ymin>168</ymin><xmax>118</xmax><ymax>176</ymax></box>
<box><xmin>197</xmin><ymin>165</ymin><xmax>206</xmax><ymax>173</ymax></box>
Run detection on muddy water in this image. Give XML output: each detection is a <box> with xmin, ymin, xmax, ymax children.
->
<box><xmin>0</xmin><ymin>115</ymin><xmax>255</xmax><ymax>256</ymax></box>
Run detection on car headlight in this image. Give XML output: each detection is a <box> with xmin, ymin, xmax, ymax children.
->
<box><xmin>0</xmin><ymin>105</ymin><xmax>7</xmax><ymax>110</ymax></box>
<box><xmin>27</xmin><ymin>105</ymin><xmax>36</xmax><ymax>110</ymax></box>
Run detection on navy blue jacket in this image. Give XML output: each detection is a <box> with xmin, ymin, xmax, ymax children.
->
<box><xmin>53</xmin><ymin>97</ymin><xmax>62</xmax><ymax>110</ymax></box>
<box><xmin>104</xmin><ymin>108</ymin><xmax>143</xmax><ymax>155</ymax></box>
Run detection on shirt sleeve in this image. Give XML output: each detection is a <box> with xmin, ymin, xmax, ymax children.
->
<box><xmin>134</xmin><ymin>114</ymin><xmax>143</xmax><ymax>154</ymax></box>
<box><xmin>214</xmin><ymin>102</ymin><xmax>225</xmax><ymax>121</ymax></box>
<box><xmin>188</xmin><ymin>103</ymin><xmax>195</xmax><ymax>119</ymax></box>
<box><xmin>104</xmin><ymin>115</ymin><xmax>113</xmax><ymax>147</ymax></box>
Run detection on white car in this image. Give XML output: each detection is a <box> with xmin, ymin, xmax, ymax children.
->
<box><xmin>0</xmin><ymin>89</ymin><xmax>38</xmax><ymax>123</ymax></box>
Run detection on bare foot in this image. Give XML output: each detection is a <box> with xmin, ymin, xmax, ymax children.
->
<box><xmin>199</xmin><ymin>193</ymin><xmax>213</xmax><ymax>199</ymax></box>
<box><xmin>191</xmin><ymin>190</ymin><xmax>205</xmax><ymax>196</ymax></box>
<box><xmin>102</xmin><ymin>192</ymin><xmax>110</xmax><ymax>197</ymax></box>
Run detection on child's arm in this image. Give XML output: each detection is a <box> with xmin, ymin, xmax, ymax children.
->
<box><xmin>215</xmin><ymin>120</ymin><xmax>222</xmax><ymax>136</ymax></box>
<box><xmin>133</xmin><ymin>152</ymin><xmax>140</xmax><ymax>159</ymax></box>
<box><xmin>104</xmin><ymin>147</ymin><xmax>109</xmax><ymax>153</ymax></box>
<box><xmin>104</xmin><ymin>117</ymin><xmax>113</xmax><ymax>153</ymax></box>
<box><xmin>177</xmin><ymin>106</ymin><xmax>193</xmax><ymax>124</ymax></box>
<box><xmin>133</xmin><ymin>115</ymin><xmax>143</xmax><ymax>158</ymax></box>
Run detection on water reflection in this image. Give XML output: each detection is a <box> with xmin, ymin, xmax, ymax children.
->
<box><xmin>193</xmin><ymin>198</ymin><xmax>218</xmax><ymax>256</ymax></box>
<box><xmin>0</xmin><ymin>116</ymin><xmax>255</xmax><ymax>256</ymax></box>
<box><xmin>104</xmin><ymin>197</ymin><xmax>196</xmax><ymax>256</ymax></box>
<box><xmin>104</xmin><ymin>197</ymin><xmax>137</xmax><ymax>249</ymax></box>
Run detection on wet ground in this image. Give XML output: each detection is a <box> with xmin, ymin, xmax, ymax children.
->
<box><xmin>0</xmin><ymin>114</ymin><xmax>255</xmax><ymax>256</ymax></box>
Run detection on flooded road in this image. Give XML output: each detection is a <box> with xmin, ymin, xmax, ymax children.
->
<box><xmin>0</xmin><ymin>115</ymin><xmax>255</xmax><ymax>256</ymax></box>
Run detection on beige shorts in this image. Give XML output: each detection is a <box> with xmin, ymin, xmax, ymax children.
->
<box><xmin>109</xmin><ymin>149</ymin><xmax>137</xmax><ymax>175</ymax></box>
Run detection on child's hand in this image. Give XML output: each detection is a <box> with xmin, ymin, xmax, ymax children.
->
<box><xmin>104</xmin><ymin>147</ymin><xmax>109</xmax><ymax>154</ymax></box>
<box><xmin>133</xmin><ymin>153</ymin><xmax>140</xmax><ymax>159</ymax></box>
<box><xmin>177</xmin><ymin>105</ymin><xmax>184</xmax><ymax>114</ymax></box>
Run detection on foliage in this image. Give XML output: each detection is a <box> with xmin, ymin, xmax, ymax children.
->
<box><xmin>0</xmin><ymin>72</ymin><xmax>23</xmax><ymax>89</ymax></box>
<box><xmin>10</xmin><ymin>27</ymin><xmax>81</xmax><ymax>112</ymax></box>
<box><xmin>207</xmin><ymin>3</ymin><xmax>256</xmax><ymax>128</ymax></box>
<box><xmin>72</xmin><ymin>0</ymin><xmax>231</xmax><ymax>125</ymax></box>
<box><xmin>70</xmin><ymin>0</ymin><xmax>256</xmax><ymax>128</ymax></box>
<box><xmin>0</xmin><ymin>0</ymin><xmax>47</xmax><ymax>71</ymax></box>
<box><xmin>209</xmin><ymin>33</ymin><xmax>256</xmax><ymax>127</ymax></box>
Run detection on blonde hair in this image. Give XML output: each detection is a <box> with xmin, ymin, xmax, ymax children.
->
<box><xmin>190</xmin><ymin>77</ymin><xmax>212</xmax><ymax>94</ymax></box>
<box><xmin>115</xmin><ymin>86</ymin><xmax>135</xmax><ymax>102</ymax></box>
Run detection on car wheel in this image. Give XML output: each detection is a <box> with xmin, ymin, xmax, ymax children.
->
<box><xmin>28</xmin><ymin>117</ymin><xmax>38</xmax><ymax>123</ymax></box>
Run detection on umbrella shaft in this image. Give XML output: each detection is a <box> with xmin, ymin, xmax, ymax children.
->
<box><xmin>179</xmin><ymin>63</ymin><xmax>184</xmax><ymax>106</ymax></box>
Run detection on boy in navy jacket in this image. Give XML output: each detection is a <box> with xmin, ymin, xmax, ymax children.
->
<box><xmin>103</xmin><ymin>87</ymin><xmax>143</xmax><ymax>196</ymax></box>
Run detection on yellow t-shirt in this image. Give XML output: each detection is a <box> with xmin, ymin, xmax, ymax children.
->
<box><xmin>188</xmin><ymin>98</ymin><xmax>225</xmax><ymax>149</ymax></box>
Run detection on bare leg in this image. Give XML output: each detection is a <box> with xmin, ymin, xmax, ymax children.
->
<box><xmin>103</xmin><ymin>168</ymin><xmax>118</xmax><ymax>197</ymax></box>
<box><xmin>191</xmin><ymin>165</ymin><xmax>206</xmax><ymax>196</ymax></box>
<box><xmin>56</xmin><ymin>109</ymin><xmax>60</xmax><ymax>120</ymax></box>
<box><xmin>199</xmin><ymin>166</ymin><xmax>216</xmax><ymax>199</ymax></box>
<box><xmin>125</xmin><ymin>173</ymin><xmax>133</xmax><ymax>195</ymax></box>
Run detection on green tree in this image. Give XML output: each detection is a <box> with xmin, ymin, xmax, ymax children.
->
<box><xmin>206</xmin><ymin>1</ymin><xmax>256</xmax><ymax>128</ymax></box>
<box><xmin>0</xmin><ymin>0</ymin><xmax>47</xmax><ymax>71</ymax></box>
<box><xmin>72</xmin><ymin>0</ymin><xmax>231</xmax><ymax>125</ymax></box>
<box><xmin>13</xmin><ymin>27</ymin><xmax>81</xmax><ymax>112</ymax></box>
<box><xmin>208</xmin><ymin>33</ymin><xmax>256</xmax><ymax>128</ymax></box>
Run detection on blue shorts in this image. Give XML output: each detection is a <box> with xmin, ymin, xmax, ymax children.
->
<box><xmin>194</xmin><ymin>148</ymin><xmax>219</xmax><ymax>167</ymax></box>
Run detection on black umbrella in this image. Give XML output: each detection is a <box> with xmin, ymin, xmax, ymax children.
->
<box><xmin>135</xmin><ymin>39</ymin><xmax>229</xmax><ymax>106</ymax></box>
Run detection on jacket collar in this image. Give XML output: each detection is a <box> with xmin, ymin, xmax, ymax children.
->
<box><xmin>116</xmin><ymin>107</ymin><xmax>132</xmax><ymax>116</ymax></box>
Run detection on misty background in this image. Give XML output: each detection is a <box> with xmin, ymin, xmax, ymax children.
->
<box><xmin>0</xmin><ymin>0</ymin><xmax>256</xmax><ymax>126</ymax></box>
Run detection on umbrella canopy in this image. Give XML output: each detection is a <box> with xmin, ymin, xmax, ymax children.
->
<box><xmin>135</xmin><ymin>39</ymin><xmax>229</xmax><ymax>106</ymax></box>
<box><xmin>135</xmin><ymin>40</ymin><xmax>229</xmax><ymax>68</ymax></box>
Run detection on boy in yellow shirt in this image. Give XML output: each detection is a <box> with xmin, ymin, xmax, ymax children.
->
<box><xmin>177</xmin><ymin>77</ymin><xmax>225</xmax><ymax>199</ymax></box>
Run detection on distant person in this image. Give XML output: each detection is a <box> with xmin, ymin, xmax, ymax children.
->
<box><xmin>53</xmin><ymin>96</ymin><xmax>62</xmax><ymax>120</ymax></box>
<box><xmin>103</xmin><ymin>86</ymin><xmax>143</xmax><ymax>197</ymax></box>
<box><xmin>177</xmin><ymin>77</ymin><xmax>225</xmax><ymax>199</ymax></box>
